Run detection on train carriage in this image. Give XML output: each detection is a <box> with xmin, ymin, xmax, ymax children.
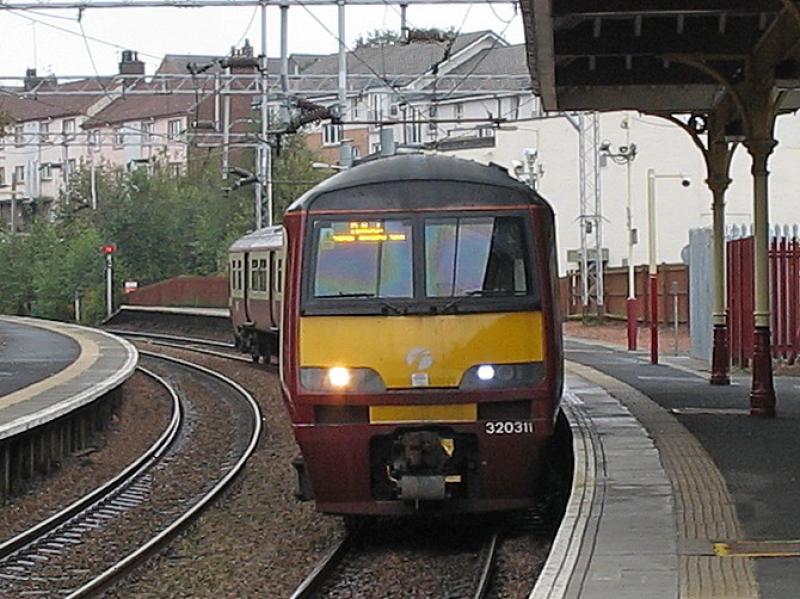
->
<box><xmin>228</xmin><ymin>226</ymin><xmax>284</xmax><ymax>361</ymax></box>
<box><xmin>279</xmin><ymin>154</ymin><xmax>563</xmax><ymax>516</ymax></box>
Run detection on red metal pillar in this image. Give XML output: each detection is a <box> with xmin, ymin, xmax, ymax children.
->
<box><xmin>627</xmin><ymin>298</ymin><xmax>638</xmax><ymax>351</ymax></box>
<box><xmin>650</xmin><ymin>273</ymin><xmax>658</xmax><ymax>364</ymax></box>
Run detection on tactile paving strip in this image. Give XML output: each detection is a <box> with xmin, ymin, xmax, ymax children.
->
<box><xmin>568</xmin><ymin>361</ymin><xmax>759</xmax><ymax>599</ymax></box>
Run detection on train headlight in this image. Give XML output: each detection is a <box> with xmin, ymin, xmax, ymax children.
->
<box><xmin>300</xmin><ymin>367</ymin><xmax>386</xmax><ymax>393</ymax></box>
<box><xmin>328</xmin><ymin>367</ymin><xmax>351</xmax><ymax>388</ymax></box>
<box><xmin>477</xmin><ymin>365</ymin><xmax>495</xmax><ymax>381</ymax></box>
<box><xmin>459</xmin><ymin>362</ymin><xmax>544</xmax><ymax>390</ymax></box>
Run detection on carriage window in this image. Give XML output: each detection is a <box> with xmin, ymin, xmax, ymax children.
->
<box><xmin>425</xmin><ymin>216</ymin><xmax>529</xmax><ymax>297</ymax></box>
<box><xmin>313</xmin><ymin>220</ymin><xmax>413</xmax><ymax>298</ymax></box>
<box><xmin>274</xmin><ymin>257</ymin><xmax>283</xmax><ymax>293</ymax></box>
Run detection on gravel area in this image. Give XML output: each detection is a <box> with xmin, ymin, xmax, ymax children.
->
<box><xmin>0</xmin><ymin>372</ymin><xmax>171</xmax><ymax>544</ymax></box>
<box><xmin>110</xmin><ymin>342</ymin><xmax>564</xmax><ymax>598</ymax></box>
<box><xmin>0</xmin><ymin>355</ymin><xmax>256</xmax><ymax>596</ymax></box>
<box><xmin>112</xmin><ymin>342</ymin><xmax>343</xmax><ymax>597</ymax></box>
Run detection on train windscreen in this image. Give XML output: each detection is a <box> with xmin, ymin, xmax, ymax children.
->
<box><xmin>306</xmin><ymin>213</ymin><xmax>538</xmax><ymax>312</ymax></box>
<box><xmin>313</xmin><ymin>220</ymin><xmax>414</xmax><ymax>298</ymax></box>
<box><xmin>424</xmin><ymin>216</ymin><xmax>529</xmax><ymax>298</ymax></box>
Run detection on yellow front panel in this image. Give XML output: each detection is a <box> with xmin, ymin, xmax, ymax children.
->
<box><xmin>299</xmin><ymin>311</ymin><xmax>543</xmax><ymax>389</ymax></box>
<box><xmin>370</xmin><ymin>404</ymin><xmax>477</xmax><ymax>424</ymax></box>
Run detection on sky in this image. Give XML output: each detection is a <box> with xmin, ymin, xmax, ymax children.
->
<box><xmin>0</xmin><ymin>3</ymin><xmax>524</xmax><ymax>79</ymax></box>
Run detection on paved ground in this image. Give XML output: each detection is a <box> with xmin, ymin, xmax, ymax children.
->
<box><xmin>0</xmin><ymin>319</ymin><xmax>80</xmax><ymax>397</ymax></box>
<box><xmin>566</xmin><ymin>339</ymin><xmax>800</xmax><ymax>599</ymax></box>
<box><xmin>563</xmin><ymin>320</ymin><xmax>692</xmax><ymax>353</ymax></box>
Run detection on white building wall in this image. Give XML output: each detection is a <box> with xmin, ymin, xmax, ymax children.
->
<box><xmin>450</xmin><ymin>110</ymin><xmax>800</xmax><ymax>275</ymax></box>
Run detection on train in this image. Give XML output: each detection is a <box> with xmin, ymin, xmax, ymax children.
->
<box><xmin>229</xmin><ymin>154</ymin><xmax>563</xmax><ymax>516</ymax></box>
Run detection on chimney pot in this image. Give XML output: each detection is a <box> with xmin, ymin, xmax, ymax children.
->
<box><xmin>119</xmin><ymin>49</ymin><xmax>145</xmax><ymax>78</ymax></box>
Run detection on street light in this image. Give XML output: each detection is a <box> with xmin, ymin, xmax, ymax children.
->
<box><xmin>647</xmin><ymin>168</ymin><xmax>691</xmax><ymax>364</ymax></box>
<box><xmin>599</xmin><ymin>116</ymin><xmax>638</xmax><ymax>350</ymax></box>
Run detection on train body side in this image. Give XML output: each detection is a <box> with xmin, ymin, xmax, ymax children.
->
<box><xmin>228</xmin><ymin>226</ymin><xmax>284</xmax><ymax>361</ymax></box>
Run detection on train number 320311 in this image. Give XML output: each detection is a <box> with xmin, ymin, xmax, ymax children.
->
<box><xmin>485</xmin><ymin>421</ymin><xmax>534</xmax><ymax>435</ymax></box>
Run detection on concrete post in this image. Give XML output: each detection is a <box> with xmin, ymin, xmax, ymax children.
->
<box><xmin>746</xmin><ymin>137</ymin><xmax>778</xmax><ymax>416</ymax></box>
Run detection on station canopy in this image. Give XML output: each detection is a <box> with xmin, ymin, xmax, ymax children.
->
<box><xmin>520</xmin><ymin>1</ymin><xmax>800</xmax><ymax>114</ymax></box>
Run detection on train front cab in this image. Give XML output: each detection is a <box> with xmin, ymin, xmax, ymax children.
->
<box><xmin>281</xmin><ymin>172</ymin><xmax>562</xmax><ymax>516</ymax></box>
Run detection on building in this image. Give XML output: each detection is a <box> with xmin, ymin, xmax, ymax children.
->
<box><xmin>3</xmin><ymin>29</ymin><xmax>797</xmax><ymax>279</ymax></box>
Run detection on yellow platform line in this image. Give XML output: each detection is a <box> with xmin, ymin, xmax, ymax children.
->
<box><xmin>0</xmin><ymin>318</ymin><xmax>100</xmax><ymax>410</ymax></box>
<box><xmin>714</xmin><ymin>540</ymin><xmax>800</xmax><ymax>558</ymax></box>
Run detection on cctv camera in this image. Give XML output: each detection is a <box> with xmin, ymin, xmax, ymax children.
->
<box><xmin>681</xmin><ymin>178</ymin><xmax>691</xmax><ymax>188</ymax></box>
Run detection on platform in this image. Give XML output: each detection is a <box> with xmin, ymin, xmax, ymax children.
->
<box><xmin>537</xmin><ymin>337</ymin><xmax>800</xmax><ymax>599</ymax></box>
<box><xmin>0</xmin><ymin>316</ymin><xmax>138</xmax><ymax>440</ymax></box>
<box><xmin>117</xmin><ymin>304</ymin><xmax>230</xmax><ymax>318</ymax></box>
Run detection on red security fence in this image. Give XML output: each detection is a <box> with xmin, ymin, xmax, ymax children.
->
<box><xmin>560</xmin><ymin>264</ymin><xmax>688</xmax><ymax>323</ymax></box>
<box><xmin>728</xmin><ymin>232</ymin><xmax>800</xmax><ymax>366</ymax></box>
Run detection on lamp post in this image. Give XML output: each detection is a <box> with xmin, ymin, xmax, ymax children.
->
<box><xmin>599</xmin><ymin>120</ymin><xmax>638</xmax><ymax>349</ymax></box>
<box><xmin>647</xmin><ymin>168</ymin><xmax>690</xmax><ymax>364</ymax></box>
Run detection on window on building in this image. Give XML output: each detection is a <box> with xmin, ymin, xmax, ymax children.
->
<box><xmin>322</xmin><ymin>124</ymin><xmax>342</xmax><ymax>146</ymax></box>
<box><xmin>351</xmin><ymin>99</ymin><xmax>360</xmax><ymax>119</ymax></box>
<box><xmin>167</xmin><ymin>119</ymin><xmax>182</xmax><ymax>141</ymax></box>
<box><xmin>141</xmin><ymin>121</ymin><xmax>153</xmax><ymax>146</ymax></box>
<box><xmin>454</xmin><ymin>103</ymin><xmax>464</xmax><ymax>121</ymax></box>
<box><xmin>14</xmin><ymin>125</ymin><xmax>24</xmax><ymax>147</ymax></box>
<box><xmin>407</xmin><ymin>108</ymin><xmax>422</xmax><ymax>144</ymax></box>
<box><xmin>114</xmin><ymin>128</ymin><xmax>125</xmax><ymax>148</ymax></box>
<box><xmin>40</xmin><ymin>121</ymin><xmax>50</xmax><ymax>143</ymax></box>
<box><xmin>14</xmin><ymin>165</ymin><xmax>24</xmax><ymax>183</ymax></box>
<box><xmin>0</xmin><ymin>167</ymin><xmax>5</xmax><ymax>187</ymax></box>
<box><xmin>62</xmin><ymin>119</ymin><xmax>76</xmax><ymax>140</ymax></box>
<box><xmin>67</xmin><ymin>159</ymin><xmax>77</xmax><ymax>175</ymax></box>
<box><xmin>88</xmin><ymin>130</ymin><xmax>100</xmax><ymax>148</ymax></box>
<box><xmin>40</xmin><ymin>164</ymin><xmax>52</xmax><ymax>180</ymax></box>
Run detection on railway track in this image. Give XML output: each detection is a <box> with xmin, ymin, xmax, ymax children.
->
<box><xmin>290</xmin><ymin>488</ymin><xmax>565</xmax><ymax>598</ymax></box>
<box><xmin>104</xmin><ymin>328</ymin><xmax>256</xmax><ymax>364</ymax></box>
<box><xmin>291</xmin><ymin>520</ymin><xmax>500</xmax><ymax>599</ymax></box>
<box><xmin>0</xmin><ymin>352</ymin><xmax>261</xmax><ymax>597</ymax></box>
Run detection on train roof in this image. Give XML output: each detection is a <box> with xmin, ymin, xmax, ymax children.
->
<box><xmin>286</xmin><ymin>154</ymin><xmax>552</xmax><ymax>214</ymax></box>
<box><xmin>228</xmin><ymin>225</ymin><xmax>283</xmax><ymax>253</ymax></box>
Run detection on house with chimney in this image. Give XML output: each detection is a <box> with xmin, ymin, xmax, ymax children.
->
<box><xmin>0</xmin><ymin>69</ymin><xmax>116</xmax><ymax>226</ymax></box>
<box><xmin>0</xmin><ymin>32</ymin><xmax>536</xmax><ymax>230</ymax></box>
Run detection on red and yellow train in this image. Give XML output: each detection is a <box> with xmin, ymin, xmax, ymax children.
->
<box><xmin>230</xmin><ymin>154</ymin><xmax>562</xmax><ymax>516</ymax></box>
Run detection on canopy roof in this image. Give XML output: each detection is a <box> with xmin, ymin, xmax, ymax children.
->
<box><xmin>520</xmin><ymin>0</ymin><xmax>800</xmax><ymax>114</ymax></box>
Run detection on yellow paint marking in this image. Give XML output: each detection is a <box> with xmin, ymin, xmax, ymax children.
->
<box><xmin>714</xmin><ymin>540</ymin><xmax>800</xmax><ymax>558</ymax></box>
<box><xmin>369</xmin><ymin>403</ymin><xmax>477</xmax><ymax>424</ymax></box>
<box><xmin>301</xmin><ymin>311</ymin><xmax>543</xmax><ymax>388</ymax></box>
<box><xmin>0</xmin><ymin>319</ymin><xmax>100</xmax><ymax>409</ymax></box>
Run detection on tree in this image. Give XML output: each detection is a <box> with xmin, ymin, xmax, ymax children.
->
<box><xmin>272</xmin><ymin>134</ymin><xmax>330</xmax><ymax>219</ymax></box>
<box><xmin>354</xmin><ymin>27</ymin><xmax>456</xmax><ymax>48</ymax></box>
<box><xmin>0</xmin><ymin>135</ymin><xmax>330</xmax><ymax>323</ymax></box>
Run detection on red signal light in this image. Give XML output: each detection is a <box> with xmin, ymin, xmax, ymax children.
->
<box><xmin>102</xmin><ymin>243</ymin><xmax>117</xmax><ymax>255</ymax></box>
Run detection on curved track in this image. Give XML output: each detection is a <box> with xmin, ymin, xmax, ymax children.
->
<box><xmin>0</xmin><ymin>352</ymin><xmax>261</xmax><ymax>597</ymax></box>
